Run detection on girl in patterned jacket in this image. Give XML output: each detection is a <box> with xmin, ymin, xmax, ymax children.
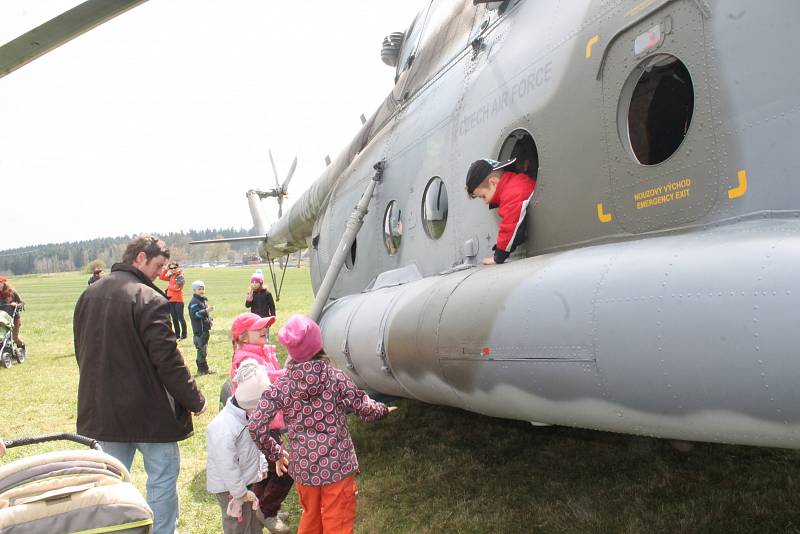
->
<box><xmin>248</xmin><ymin>314</ymin><xmax>396</xmax><ymax>534</ymax></box>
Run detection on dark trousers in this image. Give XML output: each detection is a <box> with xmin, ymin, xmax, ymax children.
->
<box><xmin>193</xmin><ymin>331</ymin><xmax>210</xmax><ymax>372</ymax></box>
<box><xmin>249</xmin><ymin>430</ymin><xmax>293</xmax><ymax>518</ymax></box>
<box><xmin>169</xmin><ymin>301</ymin><xmax>187</xmax><ymax>339</ymax></box>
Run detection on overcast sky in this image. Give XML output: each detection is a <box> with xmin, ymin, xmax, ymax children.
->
<box><xmin>0</xmin><ymin>0</ymin><xmax>422</xmax><ymax>250</ymax></box>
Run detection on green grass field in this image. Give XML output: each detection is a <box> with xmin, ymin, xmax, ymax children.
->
<box><xmin>1</xmin><ymin>267</ymin><xmax>800</xmax><ymax>533</ymax></box>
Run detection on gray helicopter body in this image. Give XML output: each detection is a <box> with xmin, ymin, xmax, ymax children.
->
<box><xmin>4</xmin><ymin>0</ymin><xmax>798</xmax><ymax>448</ymax></box>
<box><xmin>261</xmin><ymin>0</ymin><xmax>800</xmax><ymax>448</ymax></box>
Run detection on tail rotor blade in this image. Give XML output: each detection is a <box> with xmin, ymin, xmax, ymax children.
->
<box><xmin>282</xmin><ymin>156</ymin><xmax>298</xmax><ymax>193</ymax></box>
<box><xmin>268</xmin><ymin>149</ymin><xmax>280</xmax><ymax>187</ymax></box>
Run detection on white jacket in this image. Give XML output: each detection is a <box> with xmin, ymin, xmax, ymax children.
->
<box><xmin>206</xmin><ymin>398</ymin><xmax>269</xmax><ymax>497</ymax></box>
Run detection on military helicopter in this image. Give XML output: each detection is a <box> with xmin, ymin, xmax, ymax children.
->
<box><xmin>5</xmin><ymin>0</ymin><xmax>800</xmax><ymax>449</ymax></box>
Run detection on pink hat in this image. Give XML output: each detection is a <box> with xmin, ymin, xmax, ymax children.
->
<box><xmin>231</xmin><ymin>312</ymin><xmax>276</xmax><ymax>340</ymax></box>
<box><xmin>278</xmin><ymin>315</ymin><xmax>323</xmax><ymax>363</ymax></box>
<box><xmin>251</xmin><ymin>274</ymin><xmax>264</xmax><ymax>283</ymax></box>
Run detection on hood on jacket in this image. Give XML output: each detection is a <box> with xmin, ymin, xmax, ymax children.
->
<box><xmin>287</xmin><ymin>359</ymin><xmax>331</xmax><ymax>400</ymax></box>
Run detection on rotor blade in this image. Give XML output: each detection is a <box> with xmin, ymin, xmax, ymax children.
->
<box><xmin>190</xmin><ymin>235</ymin><xmax>266</xmax><ymax>245</ymax></box>
<box><xmin>0</xmin><ymin>0</ymin><xmax>148</xmax><ymax>79</ymax></box>
<box><xmin>268</xmin><ymin>149</ymin><xmax>280</xmax><ymax>187</ymax></box>
<box><xmin>282</xmin><ymin>156</ymin><xmax>298</xmax><ymax>192</ymax></box>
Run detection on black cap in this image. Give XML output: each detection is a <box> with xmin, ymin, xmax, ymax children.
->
<box><xmin>465</xmin><ymin>158</ymin><xmax>516</xmax><ymax>196</ymax></box>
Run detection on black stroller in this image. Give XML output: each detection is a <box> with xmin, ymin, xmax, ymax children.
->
<box><xmin>0</xmin><ymin>302</ymin><xmax>25</xmax><ymax>369</ymax></box>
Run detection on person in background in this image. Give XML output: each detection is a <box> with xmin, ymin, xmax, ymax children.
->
<box><xmin>465</xmin><ymin>157</ymin><xmax>537</xmax><ymax>265</ymax></box>
<box><xmin>160</xmin><ymin>261</ymin><xmax>187</xmax><ymax>339</ymax></box>
<box><xmin>206</xmin><ymin>359</ymin><xmax>289</xmax><ymax>534</ymax></box>
<box><xmin>0</xmin><ymin>276</ymin><xmax>24</xmax><ymax>348</ymax></box>
<box><xmin>74</xmin><ymin>234</ymin><xmax>206</xmax><ymax>534</ymax></box>
<box><xmin>249</xmin><ymin>315</ymin><xmax>396</xmax><ymax>534</ymax></box>
<box><xmin>245</xmin><ymin>272</ymin><xmax>275</xmax><ymax>318</ymax></box>
<box><xmin>88</xmin><ymin>267</ymin><xmax>104</xmax><ymax>285</ymax></box>
<box><xmin>188</xmin><ymin>280</ymin><xmax>216</xmax><ymax>376</ymax></box>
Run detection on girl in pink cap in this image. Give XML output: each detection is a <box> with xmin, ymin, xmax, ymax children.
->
<box><xmin>248</xmin><ymin>314</ymin><xmax>397</xmax><ymax>534</ymax></box>
<box><xmin>230</xmin><ymin>312</ymin><xmax>292</xmax><ymax>534</ymax></box>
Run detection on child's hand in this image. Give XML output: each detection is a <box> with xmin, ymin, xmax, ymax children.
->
<box><xmin>276</xmin><ymin>449</ymin><xmax>289</xmax><ymax>477</ymax></box>
<box><xmin>387</xmin><ymin>406</ymin><xmax>398</xmax><ymax>413</ymax></box>
<box><xmin>0</xmin><ymin>439</ymin><xmax>6</xmax><ymax>457</ymax></box>
<box><xmin>481</xmin><ymin>256</ymin><xmax>496</xmax><ymax>265</ymax></box>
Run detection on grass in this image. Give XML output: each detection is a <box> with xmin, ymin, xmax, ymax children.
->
<box><xmin>1</xmin><ymin>267</ymin><xmax>800</xmax><ymax>533</ymax></box>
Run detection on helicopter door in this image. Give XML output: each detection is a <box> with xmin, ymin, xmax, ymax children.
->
<box><xmin>599</xmin><ymin>0</ymin><xmax>719</xmax><ymax>234</ymax></box>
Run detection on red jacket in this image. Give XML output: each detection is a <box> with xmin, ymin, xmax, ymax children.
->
<box><xmin>489</xmin><ymin>171</ymin><xmax>536</xmax><ymax>258</ymax></box>
<box><xmin>159</xmin><ymin>270</ymin><xmax>185</xmax><ymax>303</ymax></box>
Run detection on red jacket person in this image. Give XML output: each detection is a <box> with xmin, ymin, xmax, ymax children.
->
<box><xmin>466</xmin><ymin>157</ymin><xmax>537</xmax><ymax>264</ymax></box>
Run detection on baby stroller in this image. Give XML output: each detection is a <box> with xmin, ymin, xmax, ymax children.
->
<box><xmin>0</xmin><ymin>433</ymin><xmax>153</xmax><ymax>533</ymax></box>
<box><xmin>0</xmin><ymin>302</ymin><xmax>25</xmax><ymax>369</ymax></box>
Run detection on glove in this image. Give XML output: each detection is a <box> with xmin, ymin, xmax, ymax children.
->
<box><xmin>226</xmin><ymin>490</ymin><xmax>259</xmax><ymax>522</ymax></box>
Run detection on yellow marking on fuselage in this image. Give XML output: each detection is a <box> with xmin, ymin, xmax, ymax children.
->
<box><xmin>626</xmin><ymin>0</ymin><xmax>658</xmax><ymax>18</ymax></box>
<box><xmin>597</xmin><ymin>202</ymin><xmax>613</xmax><ymax>223</ymax></box>
<box><xmin>586</xmin><ymin>35</ymin><xmax>599</xmax><ymax>59</ymax></box>
<box><xmin>728</xmin><ymin>170</ymin><xmax>748</xmax><ymax>199</ymax></box>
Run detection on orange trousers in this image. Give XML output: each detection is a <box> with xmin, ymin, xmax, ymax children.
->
<box><xmin>295</xmin><ymin>476</ymin><xmax>357</xmax><ymax>534</ymax></box>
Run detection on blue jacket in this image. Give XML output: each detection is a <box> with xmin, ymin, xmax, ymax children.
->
<box><xmin>188</xmin><ymin>294</ymin><xmax>212</xmax><ymax>334</ymax></box>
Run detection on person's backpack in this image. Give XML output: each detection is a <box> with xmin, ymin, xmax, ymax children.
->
<box><xmin>175</xmin><ymin>273</ymin><xmax>185</xmax><ymax>288</ymax></box>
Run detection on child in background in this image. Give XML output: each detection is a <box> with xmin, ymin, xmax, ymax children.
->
<box><xmin>231</xmin><ymin>312</ymin><xmax>292</xmax><ymax>534</ymax></box>
<box><xmin>248</xmin><ymin>315</ymin><xmax>397</xmax><ymax>534</ymax></box>
<box><xmin>206</xmin><ymin>359</ymin><xmax>289</xmax><ymax>534</ymax></box>
<box><xmin>245</xmin><ymin>272</ymin><xmax>276</xmax><ymax>318</ymax></box>
<box><xmin>188</xmin><ymin>280</ymin><xmax>215</xmax><ymax>375</ymax></box>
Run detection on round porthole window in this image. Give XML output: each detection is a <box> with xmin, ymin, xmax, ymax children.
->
<box><xmin>620</xmin><ymin>54</ymin><xmax>694</xmax><ymax>166</ymax></box>
<box><xmin>421</xmin><ymin>177</ymin><xmax>448</xmax><ymax>239</ymax></box>
<box><xmin>383</xmin><ymin>201</ymin><xmax>402</xmax><ymax>255</ymax></box>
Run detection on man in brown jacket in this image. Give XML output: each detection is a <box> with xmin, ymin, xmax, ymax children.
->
<box><xmin>74</xmin><ymin>234</ymin><xmax>206</xmax><ymax>534</ymax></box>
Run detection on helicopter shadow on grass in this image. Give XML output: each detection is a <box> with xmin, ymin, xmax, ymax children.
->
<box><xmin>351</xmin><ymin>398</ymin><xmax>800</xmax><ymax>533</ymax></box>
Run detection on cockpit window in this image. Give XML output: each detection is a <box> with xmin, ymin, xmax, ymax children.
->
<box><xmin>383</xmin><ymin>201</ymin><xmax>403</xmax><ymax>255</ymax></box>
<box><xmin>396</xmin><ymin>1</ymin><xmax>433</xmax><ymax>75</ymax></box>
<box><xmin>422</xmin><ymin>177</ymin><xmax>448</xmax><ymax>239</ymax></box>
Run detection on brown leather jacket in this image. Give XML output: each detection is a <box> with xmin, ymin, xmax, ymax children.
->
<box><xmin>74</xmin><ymin>263</ymin><xmax>205</xmax><ymax>442</ymax></box>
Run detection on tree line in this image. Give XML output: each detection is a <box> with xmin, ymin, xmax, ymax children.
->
<box><xmin>0</xmin><ymin>228</ymin><xmax>260</xmax><ymax>275</ymax></box>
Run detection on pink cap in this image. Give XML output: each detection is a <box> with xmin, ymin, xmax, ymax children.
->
<box><xmin>231</xmin><ymin>312</ymin><xmax>276</xmax><ymax>340</ymax></box>
<box><xmin>278</xmin><ymin>315</ymin><xmax>323</xmax><ymax>363</ymax></box>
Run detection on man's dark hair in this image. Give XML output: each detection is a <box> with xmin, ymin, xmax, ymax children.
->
<box><xmin>121</xmin><ymin>234</ymin><xmax>170</xmax><ymax>265</ymax></box>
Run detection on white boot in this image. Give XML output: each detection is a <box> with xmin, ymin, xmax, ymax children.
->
<box><xmin>261</xmin><ymin>514</ymin><xmax>290</xmax><ymax>534</ymax></box>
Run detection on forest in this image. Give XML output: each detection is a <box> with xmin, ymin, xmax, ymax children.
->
<box><xmin>0</xmin><ymin>228</ymin><xmax>260</xmax><ymax>275</ymax></box>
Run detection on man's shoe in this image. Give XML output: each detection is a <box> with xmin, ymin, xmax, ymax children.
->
<box><xmin>196</xmin><ymin>368</ymin><xmax>217</xmax><ymax>376</ymax></box>
<box><xmin>261</xmin><ymin>515</ymin><xmax>290</xmax><ymax>534</ymax></box>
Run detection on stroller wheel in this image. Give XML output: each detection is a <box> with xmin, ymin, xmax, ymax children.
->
<box><xmin>14</xmin><ymin>345</ymin><xmax>25</xmax><ymax>363</ymax></box>
<box><xmin>0</xmin><ymin>347</ymin><xmax>11</xmax><ymax>368</ymax></box>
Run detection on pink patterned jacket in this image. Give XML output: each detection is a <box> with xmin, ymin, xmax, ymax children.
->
<box><xmin>248</xmin><ymin>358</ymin><xmax>388</xmax><ymax>486</ymax></box>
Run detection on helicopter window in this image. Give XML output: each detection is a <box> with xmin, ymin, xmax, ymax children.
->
<box><xmin>345</xmin><ymin>238</ymin><xmax>357</xmax><ymax>270</ymax></box>
<box><xmin>622</xmin><ymin>54</ymin><xmax>694</xmax><ymax>166</ymax></box>
<box><xmin>383</xmin><ymin>201</ymin><xmax>403</xmax><ymax>255</ymax></box>
<box><xmin>498</xmin><ymin>129</ymin><xmax>539</xmax><ymax>178</ymax></box>
<box><xmin>402</xmin><ymin>1</ymin><xmax>477</xmax><ymax>97</ymax></box>
<box><xmin>421</xmin><ymin>177</ymin><xmax>448</xmax><ymax>239</ymax></box>
<box><xmin>397</xmin><ymin>1</ymin><xmax>433</xmax><ymax>75</ymax></box>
